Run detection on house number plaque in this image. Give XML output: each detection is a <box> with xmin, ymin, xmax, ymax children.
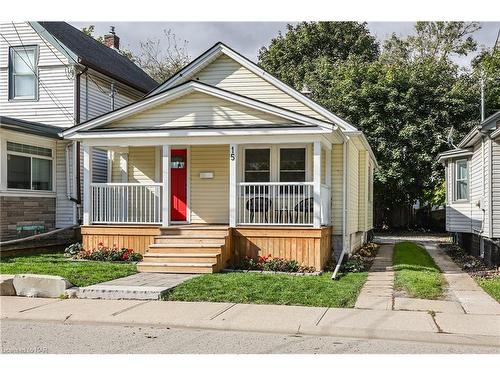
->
<box><xmin>230</xmin><ymin>146</ymin><xmax>236</xmax><ymax>161</ymax></box>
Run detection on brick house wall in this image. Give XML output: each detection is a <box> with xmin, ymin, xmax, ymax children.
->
<box><xmin>0</xmin><ymin>196</ymin><xmax>56</xmax><ymax>241</ymax></box>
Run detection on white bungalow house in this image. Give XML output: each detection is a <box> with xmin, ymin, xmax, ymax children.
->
<box><xmin>63</xmin><ymin>42</ymin><xmax>378</xmax><ymax>273</ymax></box>
<box><xmin>438</xmin><ymin>111</ymin><xmax>500</xmax><ymax>266</ymax></box>
<box><xmin>0</xmin><ymin>22</ymin><xmax>157</xmax><ymax>242</ymax></box>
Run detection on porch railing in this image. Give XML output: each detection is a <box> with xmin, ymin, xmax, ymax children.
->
<box><xmin>91</xmin><ymin>183</ymin><xmax>162</xmax><ymax>224</ymax></box>
<box><xmin>237</xmin><ymin>182</ymin><xmax>316</xmax><ymax>226</ymax></box>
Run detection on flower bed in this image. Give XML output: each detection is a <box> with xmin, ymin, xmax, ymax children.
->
<box><xmin>325</xmin><ymin>242</ymin><xmax>379</xmax><ymax>273</ymax></box>
<box><xmin>64</xmin><ymin>243</ymin><xmax>142</xmax><ymax>262</ymax></box>
<box><xmin>236</xmin><ymin>255</ymin><xmax>316</xmax><ymax>273</ymax></box>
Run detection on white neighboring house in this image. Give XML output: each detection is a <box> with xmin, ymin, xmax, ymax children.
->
<box><xmin>0</xmin><ymin>22</ymin><xmax>157</xmax><ymax>241</ymax></box>
<box><xmin>438</xmin><ymin>111</ymin><xmax>500</xmax><ymax>266</ymax></box>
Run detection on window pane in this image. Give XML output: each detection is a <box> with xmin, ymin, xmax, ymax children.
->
<box><xmin>457</xmin><ymin>161</ymin><xmax>467</xmax><ymax>180</ymax></box>
<box><xmin>32</xmin><ymin>158</ymin><xmax>52</xmax><ymax>190</ymax></box>
<box><xmin>280</xmin><ymin>171</ymin><xmax>306</xmax><ymax>182</ymax></box>
<box><xmin>7</xmin><ymin>142</ymin><xmax>52</xmax><ymax>157</ymax></box>
<box><xmin>13</xmin><ymin>49</ymin><xmax>35</xmax><ymax>73</ymax></box>
<box><xmin>15</xmin><ymin>75</ymin><xmax>36</xmax><ymax>97</ymax></box>
<box><xmin>7</xmin><ymin>154</ymin><xmax>31</xmax><ymax>189</ymax></box>
<box><xmin>280</xmin><ymin>148</ymin><xmax>305</xmax><ymax>182</ymax></box>
<box><xmin>456</xmin><ymin>181</ymin><xmax>468</xmax><ymax>200</ymax></box>
<box><xmin>245</xmin><ymin>149</ymin><xmax>270</xmax><ymax>182</ymax></box>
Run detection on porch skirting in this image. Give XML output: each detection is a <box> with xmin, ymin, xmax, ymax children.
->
<box><xmin>81</xmin><ymin>225</ymin><xmax>333</xmax><ymax>271</ymax></box>
<box><xmin>81</xmin><ymin>225</ymin><xmax>161</xmax><ymax>255</ymax></box>
<box><xmin>231</xmin><ymin>226</ymin><xmax>332</xmax><ymax>271</ymax></box>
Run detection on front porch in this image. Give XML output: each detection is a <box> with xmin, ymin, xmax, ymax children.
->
<box><xmin>80</xmin><ymin>140</ymin><xmax>334</xmax><ymax>272</ymax></box>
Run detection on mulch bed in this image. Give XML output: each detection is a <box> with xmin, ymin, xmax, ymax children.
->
<box><xmin>439</xmin><ymin>243</ymin><xmax>499</xmax><ymax>279</ymax></box>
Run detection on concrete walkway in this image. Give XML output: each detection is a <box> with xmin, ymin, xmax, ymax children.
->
<box><xmin>76</xmin><ymin>273</ymin><xmax>199</xmax><ymax>300</ymax></box>
<box><xmin>1</xmin><ymin>296</ymin><xmax>499</xmax><ymax>347</ymax></box>
<box><xmin>423</xmin><ymin>242</ymin><xmax>500</xmax><ymax>315</ymax></box>
<box><xmin>355</xmin><ymin>244</ymin><xmax>394</xmax><ymax>310</ymax></box>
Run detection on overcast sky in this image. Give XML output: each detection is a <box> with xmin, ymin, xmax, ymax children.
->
<box><xmin>70</xmin><ymin>22</ymin><xmax>500</xmax><ymax>68</ymax></box>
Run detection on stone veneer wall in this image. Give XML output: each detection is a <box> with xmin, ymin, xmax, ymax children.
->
<box><xmin>0</xmin><ymin>196</ymin><xmax>56</xmax><ymax>241</ymax></box>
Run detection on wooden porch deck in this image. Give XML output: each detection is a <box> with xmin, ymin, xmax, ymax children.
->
<box><xmin>81</xmin><ymin>224</ymin><xmax>332</xmax><ymax>273</ymax></box>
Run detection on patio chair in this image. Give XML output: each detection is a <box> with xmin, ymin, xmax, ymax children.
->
<box><xmin>245</xmin><ymin>197</ymin><xmax>272</xmax><ymax>223</ymax></box>
<box><xmin>293</xmin><ymin>197</ymin><xmax>314</xmax><ymax>223</ymax></box>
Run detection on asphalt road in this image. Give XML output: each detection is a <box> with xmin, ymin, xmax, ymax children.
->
<box><xmin>1</xmin><ymin>320</ymin><xmax>498</xmax><ymax>354</ymax></box>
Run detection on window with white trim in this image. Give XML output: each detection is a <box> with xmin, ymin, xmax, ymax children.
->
<box><xmin>7</xmin><ymin>142</ymin><xmax>53</xmax><ymax>191</ymax></box>
<box><xmin>244</xmin><ymin>148</ymin><xmax>270</xmax><ymax>182</ymax></box>
<box><xmin>279</xmin><ymin>147</ymin><xmax>306</xmax><ymax>182</ymax></box>
<box><xmin>454</xmin><ymin>159</ymin><xmax>468</xmax><ymax>201</ymax></box>
<box><xmin>9</xmin><ymin>46</ymin><xmax>38</xmax><ymax>100</ymax></box>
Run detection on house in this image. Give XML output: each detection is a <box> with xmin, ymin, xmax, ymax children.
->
<box><xmin>0</xmin><ymin>22</ymin><xmax>157</xmax><ymax>241</ymax></box>
<box><xmin>62</xmin><ymin>42</ymin><xmax>378</xmax><ymax>273</ymax></box>
<box><xmin>438</xmin><ymin>111</ymin><xmax>500</xmax><ymax>266</ymax></box>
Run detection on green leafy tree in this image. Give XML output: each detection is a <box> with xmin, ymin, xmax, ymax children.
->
<box><xmin>259</xmin><ymin>21</ymin><xmax>487</xmax><ymax>227</ymax></box>
<box><xmin>258</xmin><ymin>22</ymin><xmax>379</xmax><ymax>90</ymax></box>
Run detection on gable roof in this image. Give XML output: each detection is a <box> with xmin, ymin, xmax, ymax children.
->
<box><xmin>32</xmin><ymin>22</ymin><xmax>157</xmax><ymax>93</ymax></box>
<box><xmin>62</xmin><ymin>80</ymin><xmax>336</xmax><ymax>137</ymax></box>
<box><xmin>147</xmin><ymin>42</ymin><xmax>358</xmax><ymax>132</ymax></box>
<box><xmin>0</xmin><ymin>116</ymin><xmax>63</xmax><ymax>139</ymax></box>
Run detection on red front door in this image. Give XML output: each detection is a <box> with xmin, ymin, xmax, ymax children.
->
<box><xmin>171</xmin><ymin>149</ymin><xmax>187</xmax><ymax>221</ymax></box>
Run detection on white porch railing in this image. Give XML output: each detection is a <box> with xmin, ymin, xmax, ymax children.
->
<box><xmin>91</xmin><ymin>183</ymin><xmax>162</xmax><ymax>224</ymax></box>
<box><xmin>237</xmin><ymin>182</ymin><xmax>316</xmax><ymax>226</ymax></box>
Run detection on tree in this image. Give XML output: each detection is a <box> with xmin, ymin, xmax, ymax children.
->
<box><xmin>259</xmin><ymin>21</ymin><xmax>487</xmax><ymax>227</ymax></box>
<box><xmin>258</xmin><ymin>22</ymin><xmax>379</xmax><ymax>90</ymax></box>
<box><xmin>81</xmin><ymin>26</ymin><xmax>190</xmax><ymax>83</ymax></box>
<box><xmin>134</xmin><ymin>29</ymin><xmax>190</xmax><ymax>83</ymax></box>
<box><xmin>473</xmin><ymin>40</ymin><xmax>500</xmax><ymax>118</ymax></box>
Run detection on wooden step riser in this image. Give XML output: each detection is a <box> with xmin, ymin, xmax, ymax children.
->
<box><xmin>154</xmin><ymin>238</ymin><xmax>225</xmax><ymax>245</ymax></box>
<box><xmin>160</xmin><ymin>230</ymin><xmax>228</xmax><ymax>237</ymax></box>
<box><xmin>143</xmin><ymin>256</ymin><xmax>220</xmax><ymax>263</ymax></box>
<box><xmin>148</xmin><ymin>246</ymin><xmax>223</xmax><ymax>253</ymax></box>
<box><xmin>137</xmin><ymin>265</ymin><xmax>215</xmax><ymax>274</ymax></box>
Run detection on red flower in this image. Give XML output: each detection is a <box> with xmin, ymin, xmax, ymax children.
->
<box><xmin>122</xmin><ymin>252</ymin><xmax>129</xmax><ymax>261</ymax></box>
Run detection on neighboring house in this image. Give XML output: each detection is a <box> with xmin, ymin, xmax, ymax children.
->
<box><xmin>438</xmin><ymin>111</ymin><xmax>500</xmax><ymax>266</ymax></box>
<box><xmin>0</xmin><ymin>22</ymin><xmax>157</xmax><ymax>241</ymax></box>
<box><xmin>63</xmin><ymin>42</ymin><xmax>378</xmax><ymax>273</ymax></box>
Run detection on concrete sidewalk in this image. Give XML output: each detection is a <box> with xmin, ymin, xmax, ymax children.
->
<box><xmin>1</xmin><ymin>296</ymin><xmax>499</xmax><ymax>347</ymax></box>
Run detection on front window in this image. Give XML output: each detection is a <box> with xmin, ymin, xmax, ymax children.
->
<box><xmin>244</xmin><ymin>148</ymin><xmax>270</xmax><ymax>182</ymax></box>
<box><xmin>279</xmin><ymin>148</ymin><xmax>306</xmax><ymax>182</ymax></box>
<box><xmin>9</xmin><ymin>46</ymin><xmax>38</xmax><ymax>100</ymax></box>
<box><xmin>7</xmin><ymin>142</ymin><xmax>52</xmax><ymax>191</ymax></box>
<box><xmin>455</xmin><ymin>159</ymin><xmax>468</xmax><ymax>201</ymax></box>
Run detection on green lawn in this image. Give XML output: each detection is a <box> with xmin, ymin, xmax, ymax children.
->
<box><xmin>0</xmin><ymin>253</ymin><xmax>137</xmax><ymax>287</ymax></box>
<box><xmin>164</xmin><ymin>271</ymin><xmax>368</xmax><ymax>308</ymax></box>
<box><xmin>393</xmin><ymin>242</ymin><xmax>445</xmax><ymax>300</ymax></box>
<box><xmin>475</xmin><ymin>276</ymin><xmax>500</xmax><ymax>302</ymax></box>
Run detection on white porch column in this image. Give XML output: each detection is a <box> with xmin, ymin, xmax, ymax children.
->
<box><xmin>229</xmin><ymin>143</ymin><xmax>238</xmax><ymax>227</ymax></box>
<box><xmin>313</xmin><ymin>141</ymin><xmax>321</xmax><ymax>228</ymax></box>
<box><xmin>162</xmin><ymin>145</ymin><xmax>171</xmax><ymax>227</ymax></box>
<box><xmin>82</xmin><ymin>145</ymin><xmax>93</xmax><ymax>225</ymax></box>
<box><xmin>325</xmin><ymin>144</ymin><xmax>332</xmax><ymax>225</ymax></box>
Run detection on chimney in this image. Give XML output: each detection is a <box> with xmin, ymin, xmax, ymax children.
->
<box><xmin>104</xmin><ymin>26</ymin><xmax>120</xmax><ymax>50</ymax></box>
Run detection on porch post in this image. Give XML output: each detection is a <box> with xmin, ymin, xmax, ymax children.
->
<box><xmin>313</xmin><ymin>141</ymin><xmax>321</xmax><ymax>228</ymax></box>
<box><xmin>229</xmin><ymin>143</ymin><xmax>238</xmax><ymax>227</ymax></box>
<box><xmin>325</xmin><ymin>144</ymin><xmax>332</xmax><ymax>225</ymax></box>
<box><xmin>82</xmin><ymin>145</ymin><xmax>93</xmax><ymax>225</ymax></box>
<box><xmin>162</xmin><ymin>145</ymin><xmax>171</xmax><ymax>227</ymax></box>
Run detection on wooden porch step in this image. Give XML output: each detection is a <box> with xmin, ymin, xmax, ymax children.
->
<box><xmin>147</xmin><ymin>243</ymin><xmax>223</xmax><ymax>254</ymax></box>
<box><xmin>137</xmin><ymin>262</ymin><xmax>216</xmax><ymax>274</ymax></box>
<box><xmin>154</xmin><ymin>236</ymin><xmax>226</xmax><ymax>245</ymax></box>
<box><xmin>160</xmin><ymin>228</ymin><xmax>228</xmax><ymax>237</ymax></box>
<box><xmin>143</xmin><ymin>252</ymin><xmax>220</xmax><ymax>264</ymax></box>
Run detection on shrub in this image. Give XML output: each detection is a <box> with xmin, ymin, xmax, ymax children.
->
<box><xmin>238</xmin><ymin>254</ymin><xmax>315</xmax><ymax>273</ymax></box>
<box><xmin>65</xmin><ymin>242</ymin><xmax>142</xmax><ymax>262</ymax></box>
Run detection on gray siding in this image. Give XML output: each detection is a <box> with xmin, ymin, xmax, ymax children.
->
<box><xmin>55</xmin><ymin>141</ymin><xmax>76</xmax><ymax>227</ymax></box>
<box><xmin>492</xmin><ymin>139</ymin><xmax>500</xmax><ymax>238</ymax></box>
<box><xmin>0</xmin><ymin>22</ymin><xmax>75</xmax><ymax>128</ymax></box>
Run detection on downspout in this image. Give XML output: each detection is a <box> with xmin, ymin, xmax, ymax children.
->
<box><xmin>490</xmin><ymin>136</ymin><xmax>494</xmax><ymax>239</ymax></box>
<box><xmin>333</xmin><ymin>137</ymin><xmax>349</xmax><ymax>280</ymax></box>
